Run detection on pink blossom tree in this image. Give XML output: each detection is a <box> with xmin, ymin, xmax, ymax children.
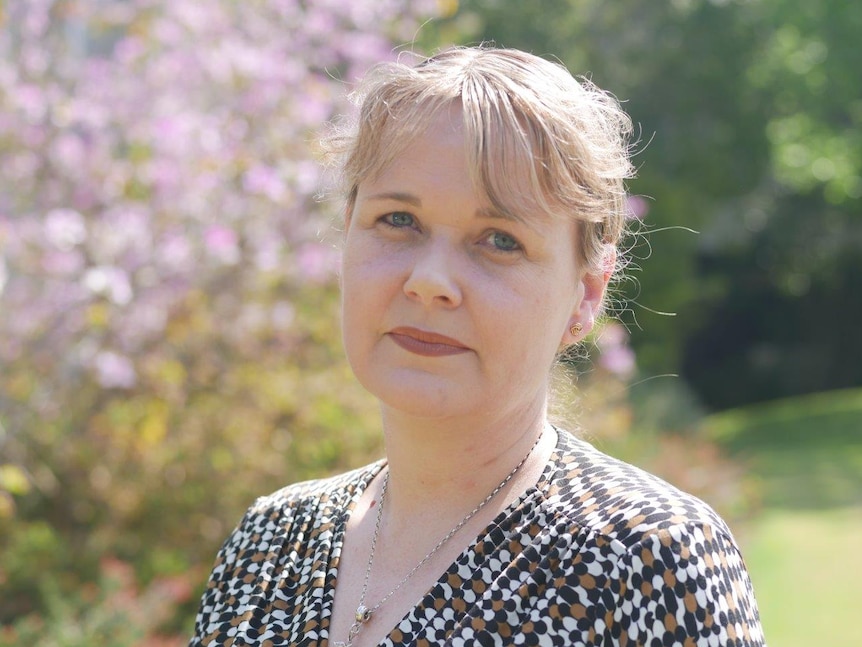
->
<box><xmin>0</xmin><ymin>0</ymin><xmax>438</xmax><ymax>632</ymax></box>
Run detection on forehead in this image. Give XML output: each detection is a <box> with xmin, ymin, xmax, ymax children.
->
<box><xmin>361</xmin><ymin>100</ymin><xmax>562</xmax><ymax>228</ymax></box>
<box><xmin>357</xmin><ymin>108</ymin><xmax>483</xmax><ymax>205</ymax></box>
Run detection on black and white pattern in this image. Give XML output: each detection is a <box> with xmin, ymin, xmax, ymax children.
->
<box><xmin>189</xmin><ymin>430</ymin><xmax>765</xmax><ymax>646</ymax></box>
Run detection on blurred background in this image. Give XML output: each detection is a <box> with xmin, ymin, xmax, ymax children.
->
<box><xmin>0</xmin><ymin>0</ymin><xmax>859</xmax><ymax>644</ymax></box>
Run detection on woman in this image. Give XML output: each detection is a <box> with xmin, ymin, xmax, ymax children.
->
<box><xmin>189</xmin><ymin>47</ymin><xmax>764</xmax><ymax>646</ymax></box>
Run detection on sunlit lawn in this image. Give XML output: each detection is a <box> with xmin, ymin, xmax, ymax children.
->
<box><xmin>702</xmin><ymin>388</ymin><xmax>862</xmax><ymax>647</ymax></box>
<box><xmin>741</xmin><ymin>507</ymin><xmax>862</xmax><ymax>647</ymax></box>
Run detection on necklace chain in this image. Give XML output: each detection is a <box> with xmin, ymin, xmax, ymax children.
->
<box><xmin>333</xmin><ymin>432</ymin><xmax>543</xmax><ymax>647</ymax></box>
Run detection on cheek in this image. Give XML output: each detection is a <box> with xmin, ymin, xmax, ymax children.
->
<box><xmin>345</xmin><ymin>231</ymin><xmax>417</xmax><ymax>292</ymax></box>
<box><xmin>340</xmin><ymin>240</ymin><xmax>399</xmax><ymax>330</ymax></box>
<box><xmin>341</xmin><ymin>235</ymin><xmax>374</xmax><ymax>293</ymax></box>
<box><xmin>478</xmin><ymin>286</ymin><xmax>555</xmax><ymax>361</ymax></box>
<box><xmin>340</xmin><ymin>276</ymin><xmax>374</xmax><ymax>379</ymax></box>
<box><xmin>341</xmin><ymin>271</ymin><xmax>375</xmax><ymax>336</ymax></box>
<box><xmin>340</xmin><ymin>244</ymin><xmax>369</xmax><ymax>331</ymax></box>
<box><xmin>519</xmin><ymin>282</ymin><xmax>577</xmax><ymax>352</ymax></box>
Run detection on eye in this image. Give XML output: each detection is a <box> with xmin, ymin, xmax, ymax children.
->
<box><xmin>381</xmin><ymin>211</ymin><xmax>416</xmax><ymax>228</ymax></box>
<box><xmin>484</xmin><ymin>230</ymin><xmax>522</xmax><ymax>252</ymax></box>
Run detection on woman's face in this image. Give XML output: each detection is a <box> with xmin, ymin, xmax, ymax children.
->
<box><xmin>341</xmin><ymin>104</ymin><xmax>604</xmax><ymax>422</ymax></box>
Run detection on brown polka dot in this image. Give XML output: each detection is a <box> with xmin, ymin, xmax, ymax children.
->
<box><xmin>684</xmin><ymin>592</ymin><xmax>697</xmax><ymax>613</ymax></box>
<box><xmin>665</xmin><ymin>613</ymin><xmax>678</xmax><ymax>632</ymax></box>
<box><xmin>663</xmin><ymin>570</ymin><xmax>677</xmax><ymax>588</ymax></box>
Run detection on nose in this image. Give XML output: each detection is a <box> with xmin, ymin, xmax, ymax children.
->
<box><xmin>403</xmin><ymin>239</ymin><xmax>463</xmax><ymax>308</ymax></box>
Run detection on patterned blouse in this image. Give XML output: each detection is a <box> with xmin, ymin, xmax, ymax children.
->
<box><xmin>189</xmin><ymin>430</ymin><xmax>765</xmax><ymax>646</ymax></box>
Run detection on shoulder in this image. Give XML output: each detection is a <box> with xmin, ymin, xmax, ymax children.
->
<box><xmin>545</xmin><ymin>429</ymin><xmax>736</xmax><ymax>549</ymax></box>
<box><xmin>196</xmin><ymin>462</ymin><xmax>382</xmax><ymax>597</ymax></box>
<box><xmin>541</xmin><ymin>430</ymin><xmax>765</xmax><ymax>645</ymax></box>
<box><xmin>250</xmin><ymin>462</ymin><xmax>382</xmax><ymax>516</ymax></box>
<box><xmin>190</xmin><ymin>462</ymin><xmax>385</xmax><ymax>643</ymax></box>
<box><xmin>214</xmin><ymin>461</ymin><xmax>383</xmax><ymax>561</ymax></box>
<box><xmin>239</xmin><ymin>461</ymin><xmax>383</xmax><ymax>531</ymax></box>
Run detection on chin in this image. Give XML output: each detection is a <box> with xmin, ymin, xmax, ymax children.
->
<box><xmin>358</xmin><ymin>371</ymin><xmax>480</xmax><ymax>421</ymax></box>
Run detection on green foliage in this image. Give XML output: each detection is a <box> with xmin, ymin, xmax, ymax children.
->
<box><xmin>425</xmin><ymin>0</ymin><xmax>862</xmax><ymax>408</ymax></box>
<box><xmin>0</xmin><ymin>280</ymin><xmax>384</xmax><ymax>629</ymax></box>
<box><xmin>0</xmin><ymin>557</ymin><xmax>190</xmax><ymax>647</ymax></box>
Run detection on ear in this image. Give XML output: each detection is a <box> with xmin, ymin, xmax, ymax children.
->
<box><xmin>563</xmin><ymin>247</ymin><xmax>615</xmax><ymax>344</ymax></box>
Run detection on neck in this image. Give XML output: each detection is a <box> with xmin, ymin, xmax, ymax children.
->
<box><xmin>377</xmin><ymin>396</ymin><xmax>551</xmax><ymax>524</ymax></box>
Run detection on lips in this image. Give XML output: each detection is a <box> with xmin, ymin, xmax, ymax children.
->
<box><xmin>387</xmin><ymin>326</ymin><xmax>471</xmax><ymax>357</ymax></box>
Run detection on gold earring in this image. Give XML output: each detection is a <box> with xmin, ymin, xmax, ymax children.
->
<box><xmin>570</xmin><ymin>323</ymin><xmax>583</xmax><ymax>336</ymax></box>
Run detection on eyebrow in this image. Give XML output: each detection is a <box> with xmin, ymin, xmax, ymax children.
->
<box><xmin>364</xmin><ymin>191</ymin><xmax>422</xmax><ymax>207</ymax></box>
<box><xmin>364</xmin><ymin>191</ymin><xmax>517</xmax><ymax>222</ymax></box>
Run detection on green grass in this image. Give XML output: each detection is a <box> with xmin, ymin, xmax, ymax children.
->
<box><xmin>741</xmin><ymin>508</ymin><xmax>862</xmax><ymax>647</ymax></box>
<box><xmin>702</xmin><ymin>388</ymin><xmax>862</xmax><ymax>509</ymax></box>
<box><xmin>700</xmin><ymin>388</ymin><xmax>862</xmax><ymax>646</ymax></box>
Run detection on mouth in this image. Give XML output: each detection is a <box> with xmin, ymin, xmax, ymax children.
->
<box><xmin>386</xmin><ymin>326</ymin><xmax>471</xmax><ymax>357</ymax></box>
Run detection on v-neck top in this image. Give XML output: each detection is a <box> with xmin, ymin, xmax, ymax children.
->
<box><xmin>188</xmin><ymin>430</ymin><xmax>765</xmax><ymax>646</ymax></box>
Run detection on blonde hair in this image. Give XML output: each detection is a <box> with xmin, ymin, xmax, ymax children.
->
<box><xmin>321</xmin><ymin>45</ymin><xmax>635</xmax><ymax>277</ymax></box>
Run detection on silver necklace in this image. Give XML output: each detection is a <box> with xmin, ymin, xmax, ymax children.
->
<box><xmin>333</xmin><ymin>432</ymin><xmax>543</xmax><ymax>647</ymax></box>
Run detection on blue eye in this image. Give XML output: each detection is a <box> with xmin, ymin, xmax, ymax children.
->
<box><xmin>383</xmin><ymin>211</ymin><xmax>415</xmax><ymax>228</ymax></box>
<box><xmin>488</xmin><ymin>231</ymin><xmax>521</xmax><ymax>252</ymax></box>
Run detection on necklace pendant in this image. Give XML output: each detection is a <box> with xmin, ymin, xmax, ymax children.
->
<box><xmin>355</xmin><ymin>604</ymin><xmax>372</xmax><ymax>624</ymax></box>
<box><xmin>338</xmin><ymin>609</ymin><xmax>369</xmax><ymax>647</ymax></box>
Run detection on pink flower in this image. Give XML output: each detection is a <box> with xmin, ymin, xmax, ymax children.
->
<box><xmin>42</xmin><ymin>250</ymin><xmax>85</xmax><ymax>275</ymax></box>
<box><xmin>145</xmin><ymin>158</ymin><xmax>183</xmax><ymax>196</ymax></box>
<box><xmin>204</xmin><ymin>225</ymin><xmax>240</xmax><ymax>264</ymax></box>
<box><xmin>114</xmin><ymin>36</ymin><xmax>146</xmax><ymax>65</ymax></box>
<box><xmin>296</xmin><ymin>242</ymin><xmax>340</xmax><ymax>283</ymax></box>
<box><xmin>596</xmin><ymin>323</ymin><xmax>637</xmax><ymax>378</ymax></box>
<box><xmin>152</xmin><ymin>115</ymin><xmax>194</xmax><ymax>156</ymax></box>
<box><xmin>158</xmin><ymin>231</ymin><xmax>194</xmax><ymax>271</ymax></box>
<box><xmin>16</xmin><ymin>84</ymin><xmax>48</xmax><ymax>123</ymax></box>
<box><xmin>94</xmin><ymin>351</ymin><xmax>137</xmax><ymax>389</ymax></box>
<box><xmin>598</xmin><ymin>346</ymin><xmax>637</xmax><ymax>378</ymax></box>
<box><xmin>626</xmin><ymin>195</ymin><xmax>650</xmax><ymax>220</ymax></box>
<box><xmin>84</xmin><ymin>266</ymin><xmax>133</xmax><ymax>305</ymax></box>
<box><xmin>243</xmin><ymin>164</ymin><xmax>286</xmax><ymax>201</ymax></box>
<box><xmin>44</xmin><ymin>208</ymin><xmax>87</xmax><ymax>250</ymax></box>
<box><xmin>50</xmin><ymin>133</ymin><xmax>88</xmax><ymax>172</ymax></box>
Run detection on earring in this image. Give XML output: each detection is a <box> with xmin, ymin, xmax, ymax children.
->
<box><xmin>570</xmin><ymin>322</ymin><xmax>583</xmax><ymax>337</ymax></box>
